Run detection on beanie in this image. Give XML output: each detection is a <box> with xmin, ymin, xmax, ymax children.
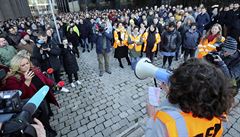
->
<box><xmin>222</xmin><ymin>36</ymin><xmax>238</xmax><ymax>54</ymax></box>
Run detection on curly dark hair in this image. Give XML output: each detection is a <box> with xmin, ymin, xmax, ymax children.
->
<box><xmin>168</xmin><ymin>59</ymin><xmax>234</xmax><ymax>120</ymax></box>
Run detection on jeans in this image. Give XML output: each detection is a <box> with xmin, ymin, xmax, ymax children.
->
<box><xmin>97</xmin><ymin>50</ymin><xmax>110</xmax><ymax>73</ymax></box>
<box><xmin>184</xmin><ymin>48</ymin><xmax>196</xmax><ymax>61</ymax></box>
<box><xmin>82</xmin><ymin>37</ymin><xmax>89</xmax><ymax>50</ymax></box>
<box><xmin>131</xmin><ymin>57</ymin><xmax>140</xmax><ymax>70</ymax></box>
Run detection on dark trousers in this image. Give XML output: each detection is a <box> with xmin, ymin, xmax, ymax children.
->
<box><xmin>118</xmin><ymin>57</ymin><xmax>131</xmax><ymax>66</ymax></box>
<box><xmin>82</xmin><ymin>38</ymin><xmax>89</xmax><ymax>50</ymax></box>
<box><xmin>53</xmin><ymin>70</ymin><xmax>61</xmax><ymax>83</ymax></box>
<box><xmin>163</xmin><ymin>56</ymin><xmax>174</xmax><ymax>67</ymax></box>
<box><xmin>67</xmin><ymin>72</ymin><xmax>78</xmax><ymax>83</ymax></box>
<box><xmin>146</xmin><ymin>52</ymin><xmax>154</xmax><ymax>62</ymax></box>
<box><xmin>184</xmin><ymin>48</ymin><xmax>196</xmax><ymax>61</ymax></box>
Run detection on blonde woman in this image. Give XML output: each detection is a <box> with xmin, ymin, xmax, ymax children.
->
<box><xmin>4</xmin><ymin>52</ymin><xmax>58</xmax><ymax>136</ymax></box>
<box><xmin>197</xmin><ymin>23</ymin><xmax>225</xmax><ymax>58</ymax></box>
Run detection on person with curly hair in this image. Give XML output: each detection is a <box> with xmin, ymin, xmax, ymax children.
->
<box><xmin>145</xmin><ymin>58</ymin><xmax>234</xmax><ymax>137</ymax></box>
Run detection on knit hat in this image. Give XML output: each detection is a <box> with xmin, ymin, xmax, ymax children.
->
<box><xmin>20</xmin><ymin>32</ymin><xmax>28</xmax><ymax>38</ymax></box>
<box><xmin>222</xmin><ymin>36</ymin><xmax>238</xmax><ymax>54</ymax></box>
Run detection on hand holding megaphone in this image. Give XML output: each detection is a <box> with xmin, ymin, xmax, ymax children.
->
<box><xmin>134</xmin><ymin>58</ymin><xmax>172</xmax><ymax>84</ymax></box>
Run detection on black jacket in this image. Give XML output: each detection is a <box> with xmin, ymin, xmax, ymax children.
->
<box><xmin>62</xmin><ymin>46</ymin><xmax>79</xmax><ymax>74</ymax></box>
<box><xmin>161</xmin><ymin>30</ymin><xmax>181</xmax><ymax>52</ymax></box>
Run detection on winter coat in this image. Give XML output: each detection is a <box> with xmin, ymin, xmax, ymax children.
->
<box><xmin>160</xmin><ymin>30</ymin><xmax>181</xmax><ymax>52</ymax></box>
<box><xmin>197</xmin><ymin>36</ymin><xmax>225</xmax><ymax>58</ymax></box>
<box><xmin>8</xmin><ymin>33</ymin><xmax>21</xmax><ymax>47</ymax></box>
<box><xmin>96</xmin><ymin>31</ymin><xmax>113</xmax><ymax>54</ymax></box>
<box><xmin>0</xmin><ymin>45</ymin><xmax>17</xmax><ymax>66</ymax></box>
<box><xmin>62</xmin><ymin>46</ymin><xmax>79</xmax><ymax>74</ymax></box>
<box><xmin>142</xmin><ymin>31</ymin><xmax>161</xmax><ymax>53</ymax></box>
<box><xmin>196</xmin><ymin>13</ymin><xmax>210</xmax><ymax>31</ymax></box>
<box><xmin>4</xmin><ymin>67</ymin><xmax>59</xmax><ymax>106</ymax></box>
<box><xmin>183</xmin><ymin>30</ymin><xmax>200</xmax><ymax>50</ymax></box>
<box><xmin>33</xmin><ymin>38</ymin><xmax>61</xmax><ymax>71</ymax></box>
<box><xmin>66</xmin><ymin>31</ymin><xmax>80</xmax><ymax>47</ymax></box>
<box><xmin>82</xmin><ymin>18</ymin><xmax>92</xmax><ymax>39</ymax></box>
<box><xmin>17</xmin><ymin>39</ymin><xmax>34</xmax><ymax>55</ymax></box>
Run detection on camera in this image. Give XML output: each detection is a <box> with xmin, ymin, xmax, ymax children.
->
<box><xmin>204</xmin><ymin>52</ymin><xmax>222</xmax><ymax>65</ymax></box>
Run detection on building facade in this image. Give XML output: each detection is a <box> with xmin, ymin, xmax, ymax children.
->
<box><xmin>0</xmin><ymin>0</ymin><xmax>31</xmax><ymax>21</ymax></box>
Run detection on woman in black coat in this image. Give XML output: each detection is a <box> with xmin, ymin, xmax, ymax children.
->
<box><xmin>66</xmin><ymin>27</ymin><xmax>80</xmax><ymax>58</ymax></box>
<box><xmin>62</xmin><ymin>39</ymin><xmax>80</xmax><ymax>88</ymax></box>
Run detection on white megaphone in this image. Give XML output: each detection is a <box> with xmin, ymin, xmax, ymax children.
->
<box><xmin>134</xmin><ymin>58</ymin><xmax>172</xmax><ymax>83</ymax></box>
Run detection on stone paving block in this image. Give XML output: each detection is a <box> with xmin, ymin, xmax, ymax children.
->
<box><xmin>91</xmin><ymin>107</ymin><xmax>100</xmax><ymax>114</ymax></box>
<box><xmin>87</xmin><ymin>120</ymin><xmax>97</xmax><ymax>129</ymax></box>
<box><xmin>55</xmin><ymin>123</ymin><xmax>65</xmax><ymax>131</ymax></box>
<box><xmin>83</xmin><ymin>111</ymin><xmax>92</xmax><ymax>118</ymax></box>
<box><xmin>94</xmin><ymin>123</ymin><xmax>105</xmax><ymax>133</ymax></box>
<box><xmin>104</xmin><ymin>112</ymin><xmax>114</xmax><ymax>120</ymax></box>
<box><xmin>74</xmin><ymin>114</ymin><xmax>83</xmax><ymax>121</ymax></box>
<box><xmin>104</xmin><ymin>119</ymin><xmax>113</xmax><ymax>128</ymax></box>
<box><xmin>99</xmin><ymin>104</ymin><xmax>107</xmax><ymax>110</ymax></box>
<box><xmin>96</xmin><ymin>116</ymin><xmax>105</xmax><ymax>124</ymax></box>
<box><xmin>224</xmin><ymin>133</ymin><xmax>234</xmax><ymax>137</ymax></box>
<box><xmin>112</xmin><ymin>103</ymin><xmax>121</xmax><ymax>109</ymax></box>
<box><xmin>61</xmin><ymin>126</ymin><xmax>71</xmax><ymax>135</ymax></box>
<box><xmin>65</xmin><ymin>118</ymin><xmax>75</xmax><ymax>126</ymax></box>
<box><xmin>67</xmin><ymin>130</ymin><xmax>78</xmax><ymax>137</ymax></box>
<box><xmin>80</xmin><ymin>118</ymin><xmax>89</xmax><ymax>125</ymax></box>
<box><xmin>127</xmin><ymin>108</ymin><xmax>135</xmax><ymax>115</ymax></box>
<box><xmin>111</xmin><ymin>123</ymin><xmax>121</xmax><ymax>132</ymax></box>
<box><xmin>77</xmin><ymin>125</ymin><xmax>88</xmax><ymax>134</ymax></box>
<box><xmin>111</xmin><ymin>115</ymin><xmax>121</xmax><ymax>123</ymax></box>
<box><xmin>84</xmin><ymin>128</ymin><xmax>95</xmax><ymax>137</ymax></box>
<box><xmin>92</xmin><ymin>132</ymin><xmax>104</xmax><ymax>137</ymax></box>
<box><xmin>102</xmin><ymin>127</ymin><xmax>113</xmax><ymax>137</ymax></box>
<box><xmin>97</xmin><ymin>110</ymin><xmax>106</xmax><ymax>117</ymax></box>
<box><xmin>228</xmin><ymin>128</ymin><xmax>240</xmax><ymax>137</ymax></box>
<box><xmin>71</xmin><ymin>121</ymin><xmax>81</xmax><ymax>130</ymax></box>
<box><xmin>119</xmin><ymin>112</ymin><xmax>129</xmax><ymax>118</ymax></box>
<box><xmin>112</xmin><ymin>109</ymin><xmax>121</xmax><ymax>116</ymax></box>
<box><xmin>89</xmin><ymin>113</ymin><xmax>98</xmax><ymax>121</ymax></box>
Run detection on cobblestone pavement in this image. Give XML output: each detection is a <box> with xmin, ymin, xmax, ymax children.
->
<box><xmin>50</xmin><ymin>47</ymin><xmax>240</xmax><ymax>137</ymax></box>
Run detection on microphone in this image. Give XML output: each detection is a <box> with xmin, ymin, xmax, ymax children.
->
<box><xmin>1</xmin><ymin>86</ymin><xmax>50</xmax><ymax>136</ymax></box>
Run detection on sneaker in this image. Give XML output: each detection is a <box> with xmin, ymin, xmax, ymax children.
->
<box><xmin>76</xmin><ymin>80</ymin><xmax>81</xmax><ymax>85</ymax></box>
<box><xmin>82</xmin><ymin>49</ymin><xmax>85</xmax><ymax>53</ymax></box>
<box><xmin>99</xmin><ymin>72</ymin><xmax>103</xmax><ymax>77</ymax></box>
<box><xmin>106</xmin><ymin>70</ymin><xmax>112</xmax><ymax>74</ymax></box>
<box><xmin>61</xmin><ymin>87</ymin><xmax>70</xmax><ymax>93</ymax></box>
<box><xmin>71</xmin><ymin>83</ymin><xmax>76</xmax><ymax>88</ymax></box>
<box><xmin>87</xmin><ymin>49</ymin><xmax>90</xmax><ymax>52</ymax></box>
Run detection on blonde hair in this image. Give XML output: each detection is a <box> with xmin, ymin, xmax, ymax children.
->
<box><xmin>8</xmin><ymin>53</ymin><xmax>32</xmax><ymax>80</ymax></box>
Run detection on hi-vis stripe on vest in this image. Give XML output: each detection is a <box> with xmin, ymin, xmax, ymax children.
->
<box><xmin>155</xmin><ymin>110</ymin><xmax>223</xmax><ymax>137</ymax></box>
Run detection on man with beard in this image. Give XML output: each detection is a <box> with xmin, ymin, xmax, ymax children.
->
<box><xmin>0</xmin><ymin>37</ymin><xmax>17</xmax><ymax>66</ymax></box>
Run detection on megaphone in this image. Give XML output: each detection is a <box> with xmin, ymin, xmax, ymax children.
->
<box><xmin>134</xmin><ymin>58</ymin><xmax>172</xmax><ymax>83</ymax></box>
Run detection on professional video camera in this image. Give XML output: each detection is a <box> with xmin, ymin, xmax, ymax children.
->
<box><xmin>0</xmin><ymin>86</ymin><xmax>50</xmax><ymax>137</ymax></box>
<box><xmin>204</xmin><ymin>52</ymin><xmax>223</xmax><ymax>65</ymax></box>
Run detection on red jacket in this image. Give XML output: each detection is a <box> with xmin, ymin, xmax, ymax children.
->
<box><xmin>4</xmin><ymin>68</ymin><xmax>59</xmax><ymax>107</ymax></box>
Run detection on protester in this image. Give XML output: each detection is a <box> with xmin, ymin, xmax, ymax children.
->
<box><xmin>95</xmin><ymin>22</ymin><xmax>113</xmax><ymax>76</ymax></box>
<box><xmin>128</xmin><ymin>26</ymin><xmax>143</xmax><ymax>70</ymax></box>
<box><xmin>183</xmin><ymin>23</ymin><xmax>200</xmax><ymax>61</ymax></box>
<box><xmin>197</xmin><ymin>23</ymin><xmax>225</xmax><ymax>58</ymax></box>
<box><xmin>160</xmin><ymin>22</ymin><xmax>181</xmax><ymax>70</ymax></box>
<box><xmin>62</xmin><ymin>38</ymin><xmax>81</xmax><ymax>87</ymax></box>
<box><xmin>113</xmin><ymin>22</ymin><xmax>131</xmax><ymax>68</ymax></box>
<box><xmin>142</xmin><ymin>24</ymin><xmax>161</xmax><ymax>62</ymax></box>
<box><xmin>145</xmin><ymin>58</ymin><xmax>234</xmax><ymax>137</ymax></box>
<box><xmin>0</xmin><ymin>37</ymin><xmax>17</xmax><ymax>66</ymax></box>
<box><xmin>4</xmin><ymin>53</ymin><xmax>58</xmax><ymax>136</ymax></box>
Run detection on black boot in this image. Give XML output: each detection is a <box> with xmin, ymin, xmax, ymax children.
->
<box><xmin>126</xmin><ymin>57</ymin><xmax>131</xmax><ymax>65</ymax></box>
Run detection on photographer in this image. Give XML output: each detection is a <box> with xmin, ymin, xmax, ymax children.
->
<box><xmin>95</xmin><ymin>21</ymin><xmax>112</xmax><ymax>77</ymax></box>
<box><xmin>210</xmin><ymin>36</ymin><xmax>240</xmax><ymax>96</ymax></box>
<box><xmin>0</xmin><ymin>118</ymin><xmax>46</xmax><ymax>137</ymax></box>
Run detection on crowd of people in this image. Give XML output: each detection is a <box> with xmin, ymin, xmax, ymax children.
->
<box><xmin>0</xmin><ymin>2</ymin><xmax>239</xmax><ymax>137</ymax></box>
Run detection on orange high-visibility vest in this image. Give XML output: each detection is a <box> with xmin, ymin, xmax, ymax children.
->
<box><xmin>142</xmin><ymin>32</ymin><xmax>161</xmax><ymax>52</ymax></box>
<box><xmin>128</xmin><ymin>35</ymin><xmax>142</xmax><ymax>52</ymax></box>
<box><xmin>197</xmin><ymin>36</ymin><xmax>225</xmax><ymax>59</ymax></box>
<box><xmin>155</xmin><ymin>110</ymin><xmax>223</xmax><ymax>137</ymax></box>
<box><xmin>113</xmin><ymin>29</ymin><xmax>128</xmax><ymax>48</ymax></box>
